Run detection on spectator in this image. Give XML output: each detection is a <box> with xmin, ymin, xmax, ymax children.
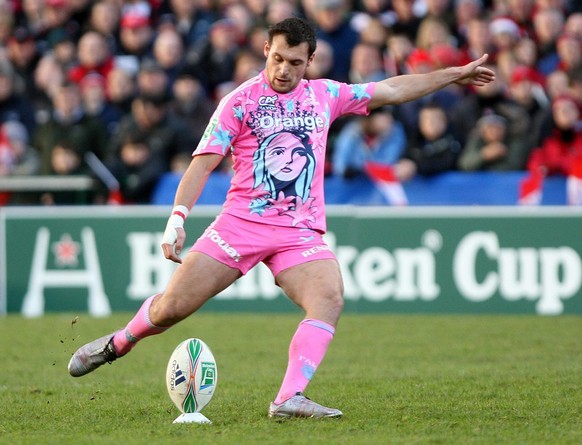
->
<box><xmin>0</xmin><ymin>60</ymin><xmax>37</xmax><ymax>137</ymax></box>
<box><xmin>45</xmin><ymin>28</ymin><xmax>77</xmax><ymax>72</ymax></box>
<box><xmin>384</xmin><ymin>33</ymin><xmax>415</xmax><ymax>77</ymax></box>
<box><xmin>395</xmin><ymin>48</ymin><xmax>462</xmax><ymax>141</ymax></box>
<box><xmin>348</xmin><ymin>42</ymin><xmax>386</xmax><ymax>83</ymax></box>
<box><xmin>332</xmin><ymin>106</ymin><xmax>407</xmax><ymax>178</ymax></box>
<box><xmin>305</xmin><ymin>39</ymin><xmax>334</xmax><ymax>80</ymax></box>
<box><xmin>310</xmin><ymin>0</ymin><xmax>359</xmax><ymax>82</ymax></box>
<box><xmin>0</xmin><ymin>120</ymin><xmax>39</xmax><ymax>204</ymax></box>
<box><xmin>136</xmin><ymin>59</ymin><xmax>170</xmax><ymax>97</ymax></box>
<box><xmin>513</xmin><ymin>37</ymin><xmax>542</xmax><ymax>72</ymax></box>
<box><xmin>150</xmin><ymin>28</ymin><xmax>186</xmax><ymax>86</ymax></box>
<box><xmin>186</xmin><ymin>19</ymin><xmax>241</xmax><ymax>97</ymax></box>
<box><xmin>247</xmin><ymin>24</ymin><xmax>270</xmax><ymax>60</ymax></box>
<box><xmin>150</xmin><ymin>151</ymin><xmax>192</xmax><ymax>205</ymax></box>
<box><xmin>506</xmin><ymin>0</ymin><xmax>536</xmax><ymax>37</ymax></box>
<box><xmin>564</xmin><ymin>12</ymin><xmax>582</xmax><ymax>40</ymax></box>
<box><xmin>507</xmin><ymin>65</ymin><xmax>550</xmax><ymax>150</ymax></box>
<box><xmin>453</xmin><ymin>0</ymin><xmax>483</xmax><ymax>47</ymax></box>
<box><xmin>495</xmin><ymin>48</ymin><xmax>519</xmax><ymax>86</ymax></box>
<box><xmin>106</xmin><ymin>129</ymin><xmax>167</xmax><ymax>203</ymax></box>
<box><xmin>458</xmin><ymin>113</ymin><xmax>525</xmax><ymax>171</ymax></box>
<box><xmin>43</xmin><ymin>0</ymin><xmax>74</xmax><ymax>33</ymax></box>
<box><xmin>350</xmin><ymin>0</ymin><xmax>391</xmax><ymax>24</ymax></box>
<box><xmin>224</xmin><ymin>2</ymin><xmax>256</xmax><ymax>47</ymax></box>
<box><xmin>32</xmin><ymin>53</ymin><xmax>66</xmax><ymax>120</ymax></box>
<box><xmin>169</xmin><ymin>65</ymin><xmax>215</xmax><ymax>145</ymax></box>
<box><xmin>106</xmin><ymin>67</ymin><xmax>137</xmax><ymax>115</ymax></box>
<box><xmin>67</xmin><ymin>31</ymin><xmax>114</xmax><ymax>85</ymax></box>
<box><xmin>105</xmin><ymin>93</ymin><xmax>194</xmax><ymax>173</ymax></box>
<box><xmin>423</xmin><ymin>0</ymin><xmax>457</xmax><ymax>36</ymax></box>
<box><xmin>556</xmin><ymin>32</ymin><xmax>582</xmax><ymax>75</ymax></box>
<box><xmin>86</xmin><ymin>1</ymin><xmax>121</xmax><ymax>55</ymax></box>
<box><xmin>449</xmin><ymin>64</ymin><xmax>531</xmax><ymax>148</ymax></box>
<box><xmin>395</xmin><ymin>102</ymin><xmax>462</xmax><ymax>181</ymax></box>
<box><xmin>40</xmin><ymin>139</ymin><xmax>94</xmax><ymax>205</ymax></box>
<box><xmin>79</xmin><ymin>73</ymin><xmax>123</xmax><ymax>136</ymax></box>
<box><xmin>354</xmin><ymin>17</ymin><xmax>389</xmax><ymax>49</ymax></box>
<box><xmin>0</xmin><ymin>120</ymin><xmax>39</xmax><ymax>177</ymax></box>
<box><xmin>545</xmin><ymin>68</ymin><xmax>570</xmax><ymax>100</ymax></box>
<box><xmin>386</xmin><ymin>0</ymin><xmax>423</xmax><ymax>42</ymax></box>
<box><xmin>117</xmin><ymin>9</ymin><xmax>154</xmax><ymax>60</ymax></box>
<box><xmin>416</xmin><ymin>16</ymin><xmax>455</xmax><ymax>54</ymax></box>
<box><xmin>231</xmin><ymin>49</ymin><xmax>263</xmax><ymax>85</ymax></box>
<box><xmin>167</xmin><ymin>0</ymin><xmax>218</xmax><ymax>47</ymax></box>
<box><xmin>533</xmin><ymin>7</ymin><xmax>565</xmax><ymax>74</ymax></box>
<box><xmin>527</xmin><ymin>93</ymin><xmax>582</xmax><ymax>176</ymax></box>
<box><xmin>20</xmin><ymin>0</ymin><xmax>46</xmax><ymax>37</ymax></box>
<box><xmin>489</xmin><ymin>16</ymin><xmax>521</xmax><ymax>55</ymax></box>
<box><xmin>459</xmin><ymin>16</ymin><xmax>495</xmax><ymax>65</ymax></box>
<box><xmin>265</xmin><ymin>0</ymin><xmax>299</xmax><ymax>26</ymax></box>
<box><xmin>32</xmin><ymin>82</ymin><xmax>108</xmax><ymax>174</ymax></box>
<box><xmin>6</xmin><ymin>27</ymin><xmax>40</xmax><ymax>99</ymax></box>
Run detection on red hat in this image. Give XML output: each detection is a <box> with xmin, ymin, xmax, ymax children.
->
<box><xmin>406</xmin><ymin>49</ymin><xmax>434</xmax><ymax>71</ymax></box>
<box><xmin>430</xmin><ymin>44</ymin><xmax>460</xmax><ymax>67</ymax></box>
<box><xmin>510</xmin><ymin>65</ymin><xmax>544</xmax><ymax>86</ymax></box>
<box><xmin>120</xmin><ymin>12</ymin><xmax>150</xmax><ymax>29</ymax></box>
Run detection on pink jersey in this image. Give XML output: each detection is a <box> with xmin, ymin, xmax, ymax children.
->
<box><xmin>194</xmin><ymin>70</ymin><xmax>375</xmax><ymax>233</ymax></box>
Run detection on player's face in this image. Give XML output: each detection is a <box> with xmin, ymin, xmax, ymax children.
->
<box><xmin>264</xmin><ymin>34</ymin><xmax>313</xmax><ymax>93</ymax></box>
<box><xmin>265</xmin><ymin>134</ymin><xmax>307</xmax><ymax>182</ymax></box>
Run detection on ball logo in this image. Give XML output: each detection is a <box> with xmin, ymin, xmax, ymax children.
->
<box><xmin>169</xmin><ymin>361</ymin><xmax>186</xmax><ymax>390</ymax></box>
<box><xmin>199</xmin><ymin>362</ymin><xmax>216</xmax><ymax>394</ymax></box>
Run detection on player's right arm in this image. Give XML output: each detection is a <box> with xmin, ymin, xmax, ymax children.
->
<box><xmin>161</xmin><ymin>153</ymin><xmax>224</xmax><ymax>263</ymax></box>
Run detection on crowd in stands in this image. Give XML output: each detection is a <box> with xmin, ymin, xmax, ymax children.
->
<box><xmin>1</xmin><ymin>0</ymin><xmax>582</xmax><ymax>205</ymax></box>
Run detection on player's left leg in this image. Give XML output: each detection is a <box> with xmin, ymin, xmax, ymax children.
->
<box><xmin>269</xmin><ymin>259</ymin><xmax>344</xmax><ymax>418</ymax></box>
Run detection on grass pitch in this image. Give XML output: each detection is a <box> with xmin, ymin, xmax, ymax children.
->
<box><xmin>0</xmin><ymin>313</ymin><xmax>580</xmax><ymax>445</ymax></box>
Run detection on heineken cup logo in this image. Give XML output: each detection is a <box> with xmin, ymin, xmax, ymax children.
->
<box><xmin>21</xmin><ymin>227</ymin><xmax>111</xmax><ymax>318</ymax></box>
<box><xmin>199</xmin><ymin>362</ymin><xmax>216</xmax><ymax>394</ymax></box>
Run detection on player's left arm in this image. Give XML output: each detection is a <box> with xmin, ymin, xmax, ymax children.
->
<box><xmin>368</xmin><ymin>54</ymin><xmax>495</xmax><ymax>110</ymax></box>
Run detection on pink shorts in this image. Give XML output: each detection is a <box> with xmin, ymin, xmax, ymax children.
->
<box><xmin>189</xmin><ymin>213</ymin><xmax>337</xmax><ymax>276</ymax></box>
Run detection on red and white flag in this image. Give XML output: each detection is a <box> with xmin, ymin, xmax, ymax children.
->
<box><xmin>364</xmin><ymin>161</ymin><xmax>408</xmax><ymax>206</ymax></box>
<box><xmin>567</xmin><ymin>158</ymin><xmax>582</xmax><ymax>205</ymax></box>
<box><xmin>518</xmin><ymin>169</ymin><xmax>544</xmax><ymax>205</ymax></box>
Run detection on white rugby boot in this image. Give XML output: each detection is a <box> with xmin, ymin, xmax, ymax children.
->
<box><xmin>68</xmin><ymin>333</ymin><xmax>119</xmax><ymax>377</ymax></box>
<box><xmin>268</xmin><ymin>393</ymin><xmax>343</xmax><ymax>418</ymax></box>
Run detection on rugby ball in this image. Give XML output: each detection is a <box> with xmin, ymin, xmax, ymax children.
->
<box><xmin>166</xmin><ymin>338</ymin><xmax>218</xmax><ymax>414</ymax></box>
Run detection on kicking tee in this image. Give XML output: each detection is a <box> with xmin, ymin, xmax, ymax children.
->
<box><xmin>194</xmin><ymin>70</ymin><xmax>375</xmax><ymax>233</ymax></box>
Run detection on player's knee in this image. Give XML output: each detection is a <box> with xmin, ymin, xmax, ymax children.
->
<box><xmin>150</xmin><ymin>295</ymin><xmax>190</xmax><ymax>326</ymax></box>
<box><xmin>324</xmin><ymin>289</ymin><xmax>344</xmax><ymax>314</ymax></box>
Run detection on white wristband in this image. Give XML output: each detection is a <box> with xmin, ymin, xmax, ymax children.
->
<box><xmin>171</xmin><ymin>205</ymin><xmax>189</xmax><ymax>223</ymax></box>
<box><xmin>162</xmin><ymin>205</ymin><xmax>189</xmax><ymax>244</ymax></box>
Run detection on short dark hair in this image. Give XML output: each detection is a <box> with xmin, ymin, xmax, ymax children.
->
<box><xmin>268</xmin><ymin>17</ymin><xmax>317</xmax><ymax>57</ymax></box>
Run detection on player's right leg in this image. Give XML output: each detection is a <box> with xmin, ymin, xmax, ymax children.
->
<box><xmin>67</xmin><ymin>252</ymin><xmax>241</xmax><ymax>377</ymax></box>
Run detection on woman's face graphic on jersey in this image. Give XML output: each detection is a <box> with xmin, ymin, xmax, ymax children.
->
<box><xmin>264</xmin><ymin>133</ymin><xmax>307</xmax><ymax>182</ymax></box>
<box><xmin>264</xmin><ymin>34</ymin><xmax>314</xmax><ymax>94</ymax></box>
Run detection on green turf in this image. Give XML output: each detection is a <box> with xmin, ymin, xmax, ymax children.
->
<box><xmin>0</xmin><ymin>313</ymin><xmax>580</xmax><ymax>445</ymax></box>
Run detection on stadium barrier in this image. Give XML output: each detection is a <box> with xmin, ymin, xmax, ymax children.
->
<box><xmin>1</xmin><ymin>205</ymin><xmax>581</xmax><ymax>316</ymax></box>
<box><xmin>153</xmin><ymin>171</ymin><xmax>569</xmax><ymax>206</ymax></box>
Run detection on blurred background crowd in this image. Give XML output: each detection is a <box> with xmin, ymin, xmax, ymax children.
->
<box><xmin>1</xmin><ymin>0</ymin><xmax>582</xmax><ymax>205</ymax></box>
